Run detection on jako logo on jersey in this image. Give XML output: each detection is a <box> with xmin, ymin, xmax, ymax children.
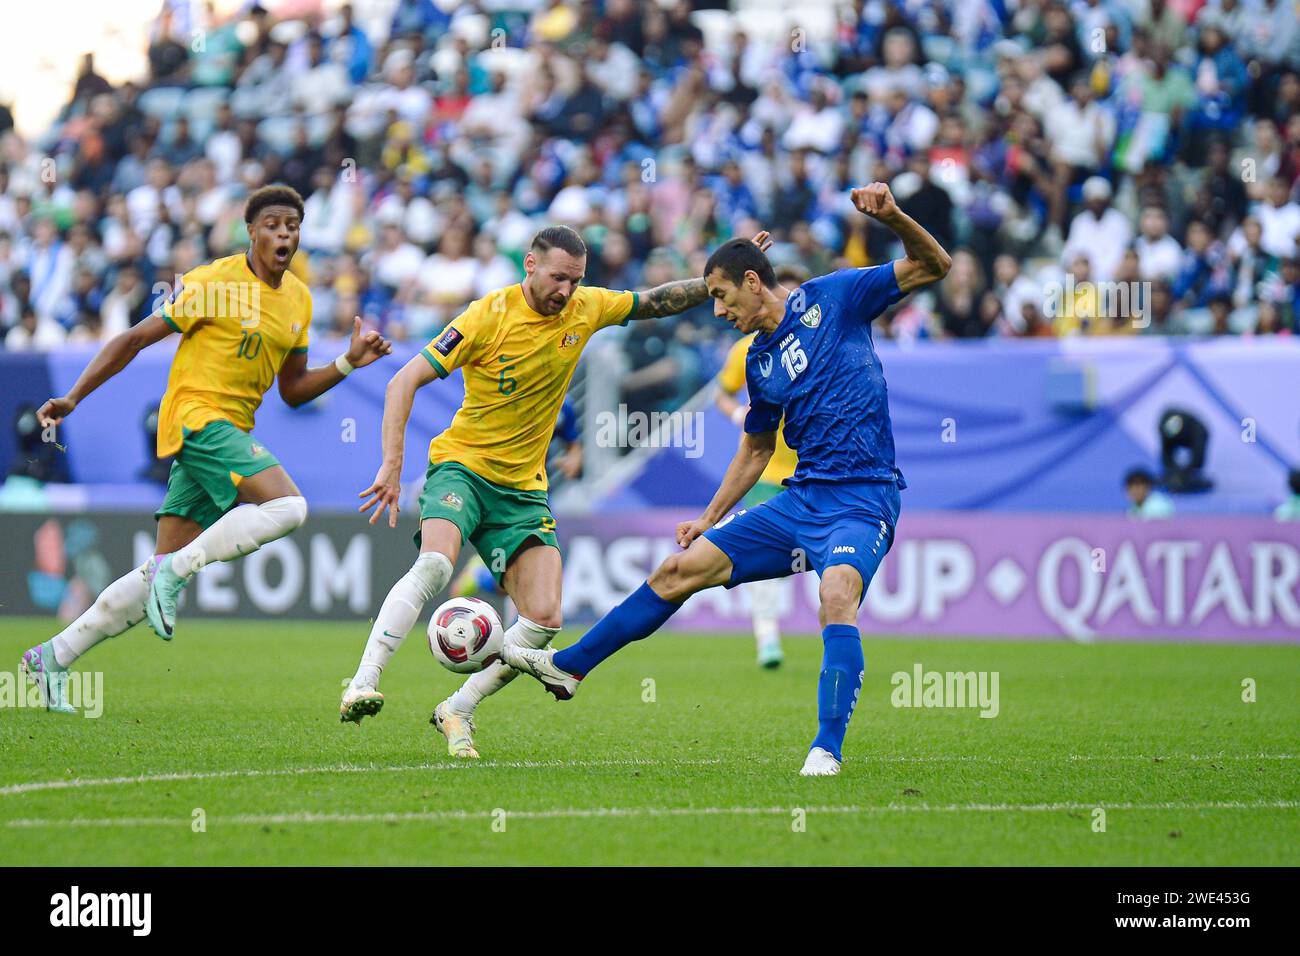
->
<box><xmin>433</xmin><ymin>327</ymin><xmax>463</xmax><ymax>356</ymax></box>
<box><xmin>440</xmin><ymin>492</ymin><xmax>463</xmax><ymax>511</ymax></box>
<box><xmin>757</xmin><ymin>353</ymin><xmax>773</xmax><ymax>378</ymax></box>
<box><xmin>799</xmin><ymin>304</ymin><xmax>822</xmax><ymax>328</ymax></box>
<box><xmin>559</xmin><ymin>330</ymin><xmax>581</xmax><ymax>349</ymax></box>
<box><xmin>832</xmin><ymin>545</ymin><xmax>856</xmax><ymax>555</ymax></box>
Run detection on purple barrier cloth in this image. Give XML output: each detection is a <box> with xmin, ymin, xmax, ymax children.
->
<box><xmin>556</xmin><ymin>511</ymin><xmax>1300</xmax><ymax>643</ymax></box>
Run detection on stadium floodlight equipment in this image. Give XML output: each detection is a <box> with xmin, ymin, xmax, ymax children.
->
<box><xmin>1159</xmin><ymin>407</ymin><xmax>1214</xmax><ymax>493</ymax></box>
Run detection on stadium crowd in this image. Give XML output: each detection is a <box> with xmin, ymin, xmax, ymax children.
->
<box><xmin>0</xmin><ymin>0</ymin><xmax>1298</xmax><ymax>415</ymax></box>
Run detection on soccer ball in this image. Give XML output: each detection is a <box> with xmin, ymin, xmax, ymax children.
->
<box><xmin>428</xmin><ymin>597</ymin><xmax>504</xmax><ymax>674</ymax></box>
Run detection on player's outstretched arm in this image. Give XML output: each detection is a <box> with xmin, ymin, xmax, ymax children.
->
<box><xmin>851</xmin><ymin>183</ymin><xmax>952</xmax><ymax>294</ymax></box>
<box><xmin>627</xmin><ymin>231</ymin><xmax>773</xmax><ymax>321</ymax></box>
<box><xmin>37</xmin><ymin>312</ymin><xmax>176</xmax><ymax>428</ymax></box>
<box><xmin>627</xmin><ymin>276</ymin><xmax>711</xmax><ymax>320</ymax></box>
<box><xmin>357</xmin><ymin>350</ymin><xmax>439</xmax><ymax>528</ymax></box>
<box><xmin>677</xmin><ymin>429</ymin><xmax>777</xmax><ymax>548</ymax></box>
<box><xmin>278</xmin><ymin>316</ymin><xmax>392</xmax><ymax>408</ymax></box>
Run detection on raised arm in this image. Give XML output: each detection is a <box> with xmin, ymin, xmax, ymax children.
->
<box><xmin>278</xmin><ymin>316</ymin><xmax>392</xmax><ymax>408</ymax></box>
<box><xmin>851</xmin><ymin>183</ymin><xmax>952</xmax><ymax>293</ymax></box>
<box><xmin>37</xmin><ymin>312</ymin><xmax>175</xmax><ymax>428</ymax></box>
<box><xmin>628</xmin><ymin>231</ymin><xmax>773</xmax><ymax>320</ymax></box>
<box><xmin>357</xmin><ymin>349</ymin><xmax>440</xmax><ymax>528</ymax></box>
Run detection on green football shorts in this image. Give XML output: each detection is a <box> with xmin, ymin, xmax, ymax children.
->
<box><xmin>416</xmin><ymin>461</ymin><xmax>559</xmax><ymax>585</ymax></box>
<box><xmin>743</xmin><ymin>479</ymin><xmax>786</xmax><ymax>509</ymax></box>
<box><xmin>155</xmin><ymin>420</ymin><xmax>281</xmax><ymax>529</ymax></box>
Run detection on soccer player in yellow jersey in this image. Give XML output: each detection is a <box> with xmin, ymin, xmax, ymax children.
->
<box><xmin>343</xmin><ymin>225</ymin><xmax>763</xmax><ymax>756</ymax></box>
<box><xmin>715</xmin><ymin>332</ymin><xmax>799</xmax><ymax>669</ymax></box>
<box><xmin>20</xmin><ymin>186</ymin><xmax>391</xmax><ymax>712</ymax></box>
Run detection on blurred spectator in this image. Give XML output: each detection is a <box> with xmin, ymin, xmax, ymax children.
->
<box><xmin>1172</xmin><ymin>218</ymin><xmax>1232</xmax><ymax>308</ymax></box>
<box><xmin>1275</xmin><ymin>470</ymin><xmax>1300</xmax><ymax>521</ymax></box>
<box><xmin>1255</xmin><ymin>176</ymin><xmax>1300</xmax><ymax>259</ymax></box>
<box><xmin>1061</xmin><ymin>177</ymin><xmax>1131</xmax><ymax>282</ymax></box>
<box><xmin>1124</xmin><ymin>467</ymin><xmax>1175</xmax><ymax>519</ymax></box>
<box><xmin>1135</xmin><ymin>205</ymin><xmax>1183</xmax><ymax>280</ymax></box>
<box><xmin>936</xmin><ymin>249</ymin><xmax>988</xmax><ymax>338</ymax></box>
<box><xmin>1045</xmin><ymin>73</ymin><xmax>1116</xmax><ymax>231</ymax></box>
<box><xmin>991</xmin><ymin>254</ymin><xmax>1041</xmax><ymax>334</ymax></box>
<box><xmin>0</xmin><ymin>0</ymin><xmax>1294</xmax><ymax>392</ymax></box>
<box><xmin>471</xmin><ymin>233</ymin><xmax>522</xmax><ymax>299</ymax></box>
<box><xmin>6</xmin><ymin>304</ymin><xmax>65</xmax><ymax>350</ymax></box>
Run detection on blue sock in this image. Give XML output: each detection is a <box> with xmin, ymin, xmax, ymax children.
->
<box><xmin>810</xmin><ymin>624</ymin><xmax>864</xmax><ymax>762</ymax></box>
<box><xmin>555</xmin><ymin>582</ymin><xmax>680</xmax><ymax>677</ymax></box>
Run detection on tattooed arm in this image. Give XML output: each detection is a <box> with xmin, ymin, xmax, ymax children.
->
<box><xmin>626</xmin><ymin>231</ymin><xmax>773</xmax><ymax>321</ymax></box>
<box><xmin>627</xmin><ymin>277</ymin><xmax>710</xmax><ymax>320</ymax></box>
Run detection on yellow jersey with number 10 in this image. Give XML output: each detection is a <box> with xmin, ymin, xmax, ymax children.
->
<box><xmin>718</xmin><ymin>333</ymin><xmax>798</xmax><ymax>486</ymax></box>
<box><xmin>157</xmin><ymin>252</ymin><xmax>311</xmax><ymax>458</ymax></box>
<box><xmin>421</xmin><ymin>283</ymin><xmax>636</xmax><ymax>491</ymax></box>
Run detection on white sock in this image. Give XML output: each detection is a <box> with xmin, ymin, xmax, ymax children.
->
<box><xmin>49</xmin><ymin>564</ymin><xmax>150</xmax><ymax>667</ymax></box>
<box><xmin>168</xmin><ymin>495</ymin><xmax>308</xmax><ymax>576</ymax></box>
<box><xmin>748</xmin><ymin>578</ymin><xmax>782</xmax><ymax>651</ymax></box>
<box><xmin>351</xmin><ymin>552</ymin><xmax>454</xmax><ymax>689</ymax></box>
<box><xmin>446</xmin><ymin>615</ymin><xmax>560</xmax><ymax>716</ymax></box>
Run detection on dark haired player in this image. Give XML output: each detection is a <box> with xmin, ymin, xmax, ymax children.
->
<box><xmin>504</xmin><ymin>184</ymin><xmax>951</xmax><ymax>776</ymax></box>
<box><xmin>343</xmin><ymin>224</ymin><xmax>772</xmax><ymax>759</ymax></box>
<box><xmin>21</xmin><ymin>185</ymin><xmax>392</xmax><ymax>711</ymax></box>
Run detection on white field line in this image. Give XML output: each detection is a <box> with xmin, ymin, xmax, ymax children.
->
<box><xmin>1</xmin><ymin>753</ymin><xmax>1294</xmax><ymax>798</ymax></box>
<box><xmin>5</xmin><ymin>800</ymin><xmax>1299</xmax><ymax>830</ymax></box>
<box><xmin>0</xmin><ymin>758</ymin><xmax>723</xmax><ymax>797</ymax></box>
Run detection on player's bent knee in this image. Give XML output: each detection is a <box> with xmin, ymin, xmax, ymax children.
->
<box><xmin>408</xmin><ymin>551</ymin><xmax>454</xmax><ymax>603</ymax></box>
<box><xmin>264</xmin><ymin>494</ymin><xmax>308</xmax><ymax>531</ymax></box>
<box><xmin>649</xmin><ymin>545</ymin><xmax>729</xmax><ymax>603</ymax></box>
<box><xmin>819</xmin><ymin>567</ymin><xmax>863</xmax><ymax>620</ymax></box>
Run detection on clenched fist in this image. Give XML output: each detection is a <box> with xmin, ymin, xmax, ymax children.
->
<box><xmin>850</xmin><ymin>183</ymin><xmax>901</xmax><ymax>221</ymax></box>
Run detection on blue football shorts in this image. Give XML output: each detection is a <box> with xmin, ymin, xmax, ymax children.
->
<box><xmin>702</xmin><ymin>479</ymin><xmax>901</xmax><ymax>604</ymax></box>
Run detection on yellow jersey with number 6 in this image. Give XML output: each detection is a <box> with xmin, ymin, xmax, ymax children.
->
<box><xmin>157</xmin><ymin>253</ymin><xmax>311</xmax><ymax>458</ymax></box>
<box><xmin>420</xmin><ymin>283</ymin><xmax>635</xmax><ymax>491</ymax></box>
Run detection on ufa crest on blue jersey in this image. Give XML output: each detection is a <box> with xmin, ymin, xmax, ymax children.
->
<box><xmin>741</xmin><ymin>264</ymin><xmax>907</xmax><ymax>489</ymax></box>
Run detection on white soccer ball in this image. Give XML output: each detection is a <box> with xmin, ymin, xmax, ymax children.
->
<box><xmin>428</xmin><ymin>597</ymin><xmax>504</xmax><ymax>674</ymax></box>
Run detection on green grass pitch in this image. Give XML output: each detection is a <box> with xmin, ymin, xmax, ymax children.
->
<box><xmin>1</xmin><ymin>617</ymin><xmax>1296</xmax><ymax>866</ymax></box>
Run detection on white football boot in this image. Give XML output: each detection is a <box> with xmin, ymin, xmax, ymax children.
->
<box><xmin>339</xmin><ymin>681</ymin><xmax>384</xmax><ymax>724</ymax></box>
<box><xmin>431</xmin><ymin>700</ymin><xmax>479</xmax><ymax>758</ymax></box>
<box><xmin>499</xmin><ymin>642</ymin><xmax>581</xmax><ymax>700</ymax></box>
<box><xmin>799</xmin><ymin>747</ymin><xmax>842</xmax><ymax>776</ymax></box>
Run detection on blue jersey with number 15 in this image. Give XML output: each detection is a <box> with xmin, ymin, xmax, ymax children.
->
<box><xmin>743</xmin><ymin>264</ymin><xmax>906</xmax><ymax>488</ymax></box>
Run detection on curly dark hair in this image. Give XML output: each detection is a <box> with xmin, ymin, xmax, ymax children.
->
<box><xmin>244</xmin><ymin>185</ymin><xmax>305</xmax><ymax>224</ymax></box>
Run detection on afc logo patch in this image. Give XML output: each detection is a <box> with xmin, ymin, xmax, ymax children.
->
<box><xmin>558</xmin><ymin>329</ymin><xmax>581</xmax><ymax>349</ymax></box>
<box><xmin>249</xmin><ymin>442</ymin><xmax>266</xmax><ymax>458</ymax></box>
<box><xmin>799</xmin><ymin>303</ymin><xmax>822</xmax><ymax>328</ymax></box>
<box><xmin>433</xmin><ymin>327</ymin><xmax>463</xmax><ymax>356</ymax></box>
<box><xmin>757</xmin><ymin>353</ymin><xmax>773</xmax><ymax>378</ymax></box>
